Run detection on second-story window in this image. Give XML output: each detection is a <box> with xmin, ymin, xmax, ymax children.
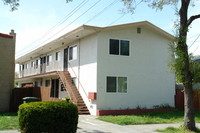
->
<box><xmin>109</xmin><ymin>39</ymin><xmax>130</xmax><ymax>56</ymax></box>
<box><xmin>25</xmin><ymin>64</ymin><xmax>28</xmax><ymax>69</ymax></box>
<box><xmin>69</xmin><ymin>45</ymin><xmax>77</xmax><ymax>60</ymax></box>
<box><xmin>47</xmin><ymin>55</ymin><xmax>49</xmax><ymax>66</ymax></box>
<box><xmin>31</xmin><ymin>61</ymin><xmax>34</xmax><ymax>68</ymax></box>
<box><xmin>35</xmin><ymin>60</ymin><xmax>38</xmax><ymax>69</ymax></box>
<box><xmin>56</xmin><ymin>52</ymin><xmax>60</xmax><ymax>61</ymax></box>
<box><xmin>22</xmin><ymin>64</ymin><xmax>24</xmax><ymax>70</ymax></box>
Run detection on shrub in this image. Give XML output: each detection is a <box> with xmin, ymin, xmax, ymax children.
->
<box><xmin>18</xmin><ymin>101</ymin><xmax>78</xmax><ymax>133</ymax></box>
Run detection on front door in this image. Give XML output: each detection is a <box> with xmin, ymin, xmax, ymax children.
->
<box><xmin>64</xmin><ymin>48</ymin><xmax>68</xmax><ymax>71</ymax></box>
<box><xmin>40</xmin><ymin>56</ymin><xmax>46</xmax><ymax>73</ymax></box>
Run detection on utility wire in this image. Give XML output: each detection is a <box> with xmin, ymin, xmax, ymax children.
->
<box><xmin>16</xmin><ymin>0</ymin><xmax>89</xmax><ymax>56</ymax></box>
<box><xmin>193</xmin><ymin>44</ymin><xmax>199</xmax><ymax>53</ymax></box>
<box><xmin>84</xmin><ymin>0</ymin><xmax>118</xmax><ymax>24</ymax></box>
<box><xmin>107</xmin><ymin>13</ymin><xmax>125</xmax><ymax>26</ymax></box>
<box><xmin>37</xmin><ymin>0</ymin><xmax>102</xmax><ymax>48</ymax></box>
<box><xmin>189</xmin><ymin>33</ymin><xmax>200</xmax><ymax>49</ymax></box>
<box><xmin>188</xmin><ymin>33</ymin><xmax>200</xmax><ymax>40</ymax></box>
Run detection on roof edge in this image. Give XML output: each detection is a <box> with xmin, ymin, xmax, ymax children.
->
<box><xmin>0</xmin><ymin>33</ymin><xmax>13</xmax><ymax>39</ymax></box>
<box><xmin>102</xmin><ymin>21</ymin><xmax>175</xmax><ymax>40</ymax></box>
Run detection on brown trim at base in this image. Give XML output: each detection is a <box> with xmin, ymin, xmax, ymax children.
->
<box><xmin>96</xmin><ymin>108</ymin><xmax>174</xmax><ymax>116</ymax></box>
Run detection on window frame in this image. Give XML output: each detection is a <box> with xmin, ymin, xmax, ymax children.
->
<box><xmin>46</xmin><ymin>55</ymin><xmax>49</xmax><ymax>66</ymax></box>
<box><xmin>55</xmin><ymin>52</ymin><xmax>60</xmax><ymax>61</ymax></box>
<box><xmin>69</xmin><ymin>45</ymin><xmax>77</xmax><ymax>61</ymax></box>
<box><xmin>106</xmin><ymin>76</ymin><xmax>128</xmax><ymax>93</ymax></box>
<box><xmin>109</xmin><ymin>38</ymin><xmax>130</xmax><ymax>56</ymax></box>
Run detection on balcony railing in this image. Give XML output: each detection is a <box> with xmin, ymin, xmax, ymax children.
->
<box><xmin>18</xmin><ymin>61</ymin><xmax>63</xmax><ymax>78</ymax></box>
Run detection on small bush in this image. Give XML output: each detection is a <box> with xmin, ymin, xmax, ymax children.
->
<box><xmin>18</xmin><ymin>101</ymin><xmax>78</xmax><ymax>133</ymax></box>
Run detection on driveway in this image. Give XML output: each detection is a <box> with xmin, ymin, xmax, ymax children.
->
<box><xmin>1</xmin><ymin>115</ymin><xmax>199</xmax><ymax>133</ymax></box>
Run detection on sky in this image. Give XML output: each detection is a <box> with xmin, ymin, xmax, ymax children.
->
<box><xmin>0</xmin><ymin>0</ymin><xmax>200</xmax><ymax>58</ymax></box>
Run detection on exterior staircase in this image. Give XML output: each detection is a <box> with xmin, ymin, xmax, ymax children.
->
<box><xmin>57</xmin><ymin>71</ymin><xmax>90</xmax><ymax>114</ymax></box>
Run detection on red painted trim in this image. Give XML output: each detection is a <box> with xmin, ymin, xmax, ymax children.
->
<box><xmin>88</xmin><ymin>92</ymin><xmax>97</xmax><ymax>100</ymax></box>
<box><xmin>0</xmin><ymin>33</ymin><xmax>13</xmax><ymax>38</ymax></box>
<box><xmin>96</xmin><ymin>108</ymin><xmax>174</xmax><ymax>116</ymax></box>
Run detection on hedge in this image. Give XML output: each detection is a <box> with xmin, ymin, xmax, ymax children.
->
<box><xmin>18</xmin><ymin>101</ymin><xmax>78</xmax><ymax>133</ymax></box>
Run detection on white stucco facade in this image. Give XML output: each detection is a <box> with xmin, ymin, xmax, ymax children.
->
<box><xmin>96</xmin><ymin>26</ymin><xmax>175</xmax><ymax>111</ymax></box>
<box><xmin>16</xmin><ymin>21</ymin><xmax>175</xmax><ymax>115</ymax></box>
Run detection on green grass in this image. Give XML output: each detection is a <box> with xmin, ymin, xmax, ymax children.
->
<box><xmin>156</xmin><ymin>126</ymin><xmax>200</xmax><ymax>133</ymax></box>
<box><xmin>97</xmin><ymin>110</ymin><xmax>200</xmax><ymax>125</ymax></box>
<box><xmin>0</xmin><ymin>113</ymin><xmax>19</xmax><ymax>130</ymax></box>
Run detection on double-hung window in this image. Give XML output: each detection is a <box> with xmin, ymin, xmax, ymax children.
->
<box><xmin>69</xmin><ymin>45</ymin><xmax>77</xmax><ymax>60</ymax></box>
<box><xmin>106</xmin><ymin>76</ymin><xmax>127</xmax><ymax>93</ymax></box>
<box><xmin>55</xmin><ymin>52</ymin><xmax>60</xmax><ymax>61</ymax></box>
<box><xmin>109</xmin><ymin>39</ymin><xmax>130</xmax><ymax>56</ymax></box>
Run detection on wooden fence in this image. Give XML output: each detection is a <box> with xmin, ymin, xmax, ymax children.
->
<box><xmin>175</xmin><ymin>89</ymin><xmax>200</xmax><ymax>111</ymax></box>
<box><xmin>10</xmin><ymin>87</ymin><xmax>60</xmax><ymax>112</ymax></box>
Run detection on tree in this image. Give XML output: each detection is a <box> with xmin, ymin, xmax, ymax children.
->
<box><xmin>122</xmin><ymin>0</ymin><xmax>200</xmax><ymax>131</ymax></box>
<box><xmin>1</xmin><ymin>0</ymin><xmax>19</xmax><ymax>11</ymax></box>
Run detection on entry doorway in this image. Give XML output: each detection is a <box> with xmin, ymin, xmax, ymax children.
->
<box><xmin>64</xmin><ymin>47</ymin><xmax>68</xmax><ymax>71</ymax></box>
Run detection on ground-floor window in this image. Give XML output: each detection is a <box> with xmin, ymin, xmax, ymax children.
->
<box><xmin>45</xmin><ymin>80</ymin><xmax>50</xmax><ymax>87</ymax></box>
<box><xmin>106</xmin><ymin>76</ymin><xmax>127</xmax><ymax>93</ymax></box>
<box><xmin>50</xmin><ymin>79</ymin><xmax>59</xmax><ymax>98</ymax></box>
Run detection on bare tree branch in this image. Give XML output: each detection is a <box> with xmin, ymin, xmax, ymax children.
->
<box><xmin>187</xmin><ymin>14</ymin><xmax>200</xmax><ymax>27</ymax></box>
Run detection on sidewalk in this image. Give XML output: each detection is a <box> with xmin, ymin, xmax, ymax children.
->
<box><xmin>1</xmin><ymin>115</ymin><xmax>200</xmax><ymax>133</ymax></box>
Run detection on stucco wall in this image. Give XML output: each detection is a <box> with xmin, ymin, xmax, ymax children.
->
<box><xmin>78</xmin><ymin>34</ymin><xmax>98</xmax><ymax>115</ymax></box>
<box><xmin>0</xmin><ymin>31</ymin><xmax>15</xmax><ymax>112</ymax></box>
<box><xmin>96</xmin><ymin>27</ymin><xmax>175</xmax><ymax>111</ymax></box>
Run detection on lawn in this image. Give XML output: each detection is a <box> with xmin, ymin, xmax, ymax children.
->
<box><xmin>97</xmin><ymin>110</ymin><xmax>200</xmax><ymax>125</ymax></box>
<box><xmin>156</xmin><ymin>126</ymin><xmax>200</xmax><ymax>133</ymax></box>
<box><xmin>0</xmin><ymin>113</ymin><xmax>19</xmax><ymax>130</ymax></box>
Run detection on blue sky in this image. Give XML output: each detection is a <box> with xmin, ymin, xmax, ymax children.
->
<box><xmin>0</xmin><ymin>0</ymin><xmax>199</xmax><ymax>57</ymax></box>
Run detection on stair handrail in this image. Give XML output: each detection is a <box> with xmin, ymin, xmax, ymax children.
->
<box><xmin>68</xmin><ymin>62</ymin><xmax>88</xmax><ymax>98</ymax></box>
<box><xmin>57</xmin><ymin>71</ymin><xmax>78</xmax><ymax>104</ymax></box>
<box><xmin>52</xmin><ymin>62</ymin><xmax>79</xmax><ymax>104</ymax></box>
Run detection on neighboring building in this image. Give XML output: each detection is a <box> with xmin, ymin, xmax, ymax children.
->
<box><xmin>194</xmin><ymin>55</ymin><xmax>200</xmax><ymax>62</ymax></box>
<box><xmin>0</xmin><ymin>30</ymin><xmax>16</xmax><ymax>112</ymax></box>
<box><xmin>15</xmin><ymin>21</ymin><xmax>175</xmax><ymax>115</ymax></box>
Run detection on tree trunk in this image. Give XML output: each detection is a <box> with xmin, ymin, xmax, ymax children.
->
<box><xmin>184</xmin><ymin>86</ymin><xmax>196</xmax><ymax>130</ymax></box>
<box><xmin>179</xmin><ymin>0</ymin><xmax>196</xmax><ymax>131</ymax></box>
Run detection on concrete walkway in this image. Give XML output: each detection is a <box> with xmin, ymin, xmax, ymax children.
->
<box><xmin>1</xmin><ymin>115</ymin><xmax>200</xmax><ymax>133</ymax></box>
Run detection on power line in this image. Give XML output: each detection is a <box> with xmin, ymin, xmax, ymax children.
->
<box><xmin>16</xmin><ymin>0</ymin><xmax>89</xmax><ymax>56</ymax></box>
<box><xmin>84</xmin><ymin>0</ymin><xmax>118</xmax><ymax>24</ymax></box>
<box><xmin>189</xmin><ymin>33</ymin><xmax>200</xmax><ymax>49</ymax></box>
<box><xmin>193</xmin><ymin>44</ymin><xmax>200</xmax><ymax>53</ymax></box>
<box><xmin>107</xmin><ymin>13</ymin><xmax>125</xmax><ymax>26</ymax></box>
<box><xmin>37</xmin><ymin>0</ymin><xmax>102</xmax><ymax>47</ymax></box>
<box><xmin>187</xmin><ymin>33</ymin><xmax>200</xmax><ymax>40</ymax></box>
<box><xmin>16</xmin><ymin>0</ymin><xmax>124</xmax><ymax>58</ymax></box>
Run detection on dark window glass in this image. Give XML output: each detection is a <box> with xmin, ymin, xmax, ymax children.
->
<box><xmin>69</xmin><ymin>46</ymin><xmax>77</xmax><ymax>60</ymax></box>
<box><xmin>107</xmin><ymin>77</ymin><xmax>117</xmax><ymax>92</ymax></box>
<box><xmin>36</xmin><ymin>60</ymin><xmax>38</xmax><ymax>68</ymax></box>
<box><xmin>47</xmin><ymin>56</ymin><xmax>49</xmax><ymax>66</ymax></box>
<box><xmin>45</xmin><ymin>80</ymin><xmax>50</xmax><ymax>87</ymax></box>
<box><xmin>50</xmin><ymin>79</ymin><xmax>59</xmax><ymax>98</ymax></box>
<box><xmin>109</xmin><ymin>39</ymin><xmax>119</xmax><ymax>55</ymax></box>
<box><xmin>56</xmin><ymin>52</ymin><xmax>58</xmax><ymax>60</ymax></box>
<box><xmin>69</xmin><ymin>47</ymin><xmax>73</xmax><ymax>60</ymax></box>
<box><xmin>120</xmin><ymin>40</ymin><xmax>129</xmax><ymax>56</ymax></box>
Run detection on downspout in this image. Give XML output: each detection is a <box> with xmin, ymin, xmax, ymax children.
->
<box><xmin>78</xmin><ymin>39</ymin><xmax>81</xmax><ymax>90</ymax></box>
